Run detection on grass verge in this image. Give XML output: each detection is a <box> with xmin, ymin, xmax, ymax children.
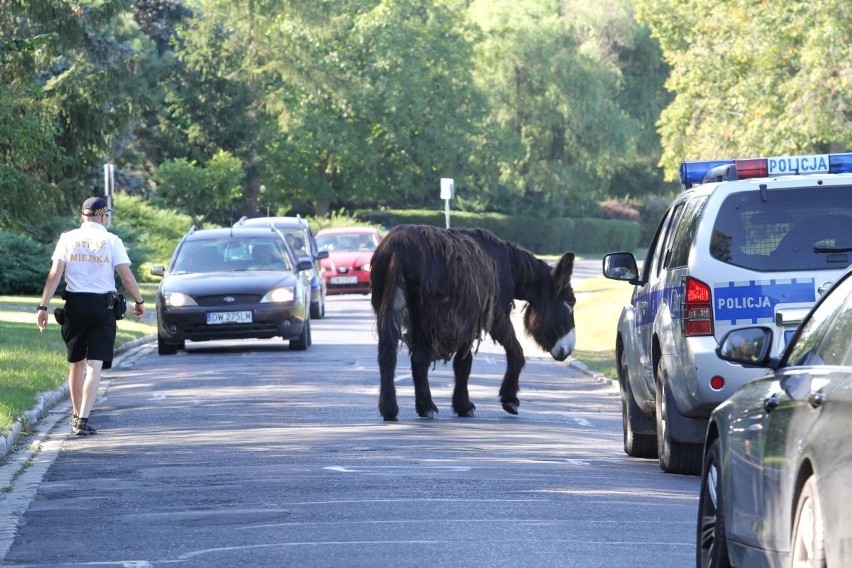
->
<box><xmin>0</xmin><ymin>284</ymin><xmax>158</xmax><ymax>438</ymax></box>
<box><xmin>570</xmin><ymin>274</ymin><xmax>633</xmax><ymax>380</ymax></box>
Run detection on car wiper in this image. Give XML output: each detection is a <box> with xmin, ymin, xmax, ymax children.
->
<box><xmin>814</xmin><ymin>245</ymin><xmax>852</xmax><ymax>253</ymax></box>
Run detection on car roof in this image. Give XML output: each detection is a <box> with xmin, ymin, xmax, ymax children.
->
<box><xmin>185</xmin><ymin>227</ymin><xmax>284</xmax><ymax>240</ymax></box>
<box><xmin>236</xmin><ymin>216</ymin><xmax>309</xmax><ymax>230</ymax></box>
<box><xmin>316</xmin><ymin>227</ymin><xmax>379</xmax><ymax>235</ymax></box>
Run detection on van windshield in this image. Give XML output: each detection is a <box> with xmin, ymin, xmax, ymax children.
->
<box><xmin>711</xmin><ymin>185</ymin><xmax>852</xmax><ymax>271</ymax></box>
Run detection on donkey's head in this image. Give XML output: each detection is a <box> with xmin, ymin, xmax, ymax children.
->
<box><xmin>523</xmin><ymin>252</ymin><xmax>576</xmax><ymax>361</ymax></box>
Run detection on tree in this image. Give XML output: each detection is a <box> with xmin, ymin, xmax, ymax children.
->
<box><xmin>261</xmin><ymin>0</ymin><xmax>487</xmax><ymax>215</ymax></box>
<box><xmin>154</xmin><ymin>150</ymin><xmax>245</xmax><ymax>228</ymax></box>
<box><xmin>0</xmin><ymin>43</ymin><xmax>62</xmax><ymax>229</ymax></box>
<box><xmin>469</xmin><ymin>0</ymin><xmax>640</xmax><ymax>217</ymax></box>
<box><xmin>0</xmin><ymin>0</ymin><xmax>154</xmax><ymax>220</ymax></box>
<box><xmin>636</xmin><ymin>0</ymin><xmax>852</xmax><ymax>180</ymax></box>
<box><xmin>160</xmin><ymin>0</ymin><xmax>282</xmax><ymax>220</ymax></box>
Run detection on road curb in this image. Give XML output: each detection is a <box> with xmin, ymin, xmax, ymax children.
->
<box><xmin>566</xmin><ymin>358</ymin><xmax>618</xmax><ymax>393</ymax></box>
<box><xmin>0</xmin><ymin>334</ymin><xmax>155</xmax><ymax>457</ymax></box>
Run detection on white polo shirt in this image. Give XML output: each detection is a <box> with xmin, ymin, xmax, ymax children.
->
<box><xmin>52</xmin><ymin>222</ymin><xmax>131</xmax><ymax>294</ymax></box>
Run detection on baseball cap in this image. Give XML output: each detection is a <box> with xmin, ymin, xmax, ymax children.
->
<box><xmin>81</xmin><ymin>196</ymin><xmax>111</xmax><ymax>216</ymax></box>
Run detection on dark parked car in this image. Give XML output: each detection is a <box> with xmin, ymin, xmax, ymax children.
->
<box><xmin>697</xmin><ymin>265</ymin><xmax>852</xmax><ymax>567</ymax></box>
<box><xmin>151</xmin><ymin>226</ymin><xmax>313</xmax><ymax>355</ymax></box>
<box><xmin>315</xmin><ymin>227</ymin><xmax>382</xmax><ymax>295</ymax></box>
<box><xmin>234</xmin><ymin>216</ymin><xmax>329</xmax><ymax>319</ymax></box>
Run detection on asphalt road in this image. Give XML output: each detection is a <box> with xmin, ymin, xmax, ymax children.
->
<box><xmin>0</xmin><ymin>260</ymin><xmax>700</xmax><ymax>567</ymax></box>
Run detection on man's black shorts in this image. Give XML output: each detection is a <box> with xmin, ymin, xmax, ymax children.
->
<box><xmin>60</xmin><ymin>292</ymin><xmax>116</xmax><ymax>368</ymax></box>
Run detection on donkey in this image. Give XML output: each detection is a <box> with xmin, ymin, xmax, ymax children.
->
<box><xmin>370</xmin><ymin>224</ymin><xmax>576</xmax><ymax>421</ymax></box>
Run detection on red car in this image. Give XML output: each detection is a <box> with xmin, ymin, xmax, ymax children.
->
<box><xmin>315</xmin><ymin>227</ymin><xmax>382</xmax><ymax>295</ymax></box>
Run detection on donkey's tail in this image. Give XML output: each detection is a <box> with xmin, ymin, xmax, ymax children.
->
<box><xmin>370</xmin><ymin>240</ymin><xmax>404</xmax><ymax>347</ymax></box>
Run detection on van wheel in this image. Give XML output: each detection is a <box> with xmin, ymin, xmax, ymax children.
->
<box><xmin>655</xmin><ymin>360</ymin><xmax>703</xmax><ymax>475</ymax></box>
<box><xmin>618</xmin><ymin>343</ymin><xmax>657</xmax><ymax>458</ymax></box>
<box><xmin>157</xmin><ymin>332</ymin><xmax>178</xmax><ymax>356</ymax></box>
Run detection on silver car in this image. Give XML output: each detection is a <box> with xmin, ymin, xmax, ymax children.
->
<box><xmin>697</xmin><ymin>265</ymin><xmax>852</xmax><ymax>567</ymax></box>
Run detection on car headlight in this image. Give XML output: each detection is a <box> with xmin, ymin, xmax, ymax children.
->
<box><xmin>261</xmin><ymin>287</ymin><xmax>296</xmax><ymax>303</ymax></box>
<box><xmin>165</xmin><ymin>292</ymin><xmax>198</xmax><ymax>307</ymax></box>
<box><xmin>362</xmin><ymin>262</ymin><xmax>371</xmax><ymax>271</ymax></box>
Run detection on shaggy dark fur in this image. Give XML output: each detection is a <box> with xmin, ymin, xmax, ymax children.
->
<box><xmin>370</xmin><ymin>224</ymin><xmax>576</xmax><ymax>421</ymax></box>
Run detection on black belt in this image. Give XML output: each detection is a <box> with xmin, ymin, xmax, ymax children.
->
<box><xmin>63</xmin><ymin>291</ymin><xmax>114</xmax><ymax>299</ymax></box>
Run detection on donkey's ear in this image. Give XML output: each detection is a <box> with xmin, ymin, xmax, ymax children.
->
<box><xmin>553</xmin><ymin>251</ymin><xmax>575</xmax><ymax>288</ymax></box>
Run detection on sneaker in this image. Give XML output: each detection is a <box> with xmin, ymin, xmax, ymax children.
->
<box><xmin>70</xmin><ymin>414</ymin><xmax>79</xmax><ymax>433</ymax></box>
<box><xmin>73</xmin><ymin>417</ymin><xmax>97</xmax><ymax>436</ymax></box>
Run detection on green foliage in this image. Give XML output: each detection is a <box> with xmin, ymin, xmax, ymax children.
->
<box><xmin>153</xmin><ymin>150</ymin><xmax>244</xmax><ymax>228</ymax></box>
<box><xmin>304</xmin><ymin>209</ymin><xmax>378</xmax><ymax>233</ymax></box>
<box><xmin>0</xmin><ymin>83</ymin><xmax>63</xmax><ymax>230</ymax></box>
<box><xmin>0</xmin><ymin>232</ymin><xmax>52</xmax><ymax>295</ymax></box>
<box><xmin>111</xmin><ymin>193</ymin><xmax>195</xmax><ymax>279</ymax></box>
<box><xmin>1</xmin><ymin>0</ymin><xmax>151</xmax><ymax>190</ymax></box>
<box><xmin>258</xmin><ymin>0</ymin><xmax>487</xmax><ymax>216</ymax></box>
<box><xmin>636</xmin><ymin>0</ymin><xmax>852</xmax><ymax>179</ymax></box>
<box><xmin>472</xmin><ymin>0</ymin><xmax>665</xmax><ymax>217</ymax></box>
<box><xmin>355</xmin><ymin>208</ymin><xmax>640</xmax><ymax>254</ymax></box>
<box><xmin>636</xmin><ymin>193</ymin><xmax>675</xmax><ymax>247</ymax></box>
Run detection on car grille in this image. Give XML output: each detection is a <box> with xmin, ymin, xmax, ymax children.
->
<box><xmin>194</xmin><ymin>294</ymin><xmax>262</xmax><ymax>306</ymax></box>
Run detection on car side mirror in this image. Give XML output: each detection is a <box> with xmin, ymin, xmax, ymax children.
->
<box><xmin>316</xmin><ymin>250</ymin><xmax>329</xmax><ymax>260</ymax></box>
<box><xmin>297</xmin><ymin>260</ymin><xmax>313</xmax><ymax>272</ymax></box>
<box><xmin>717</xmin><ymin>327</ymin><xmax>773</xmax><ymax>367</ymax></box>
<box><xmin>151</xmin><ymin>264</ymin><xmax>165</xmax><ymax>277</ymax></box>
<box><xmin>602</xmin><ymin>252</ymin><xmax>639</xmax><ymax>283</ymax></box>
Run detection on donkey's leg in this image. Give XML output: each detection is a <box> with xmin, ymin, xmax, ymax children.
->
<box><xmin>490</xmin><ymin>313</ymin><xmax>525</xmax><ymax>415</ymax></box>
<box><xmin>452</xmin><ymin>344</ymin><xmax>476</xmax><ymax>417</ymax></box>
<box><xmin>411</xmin><ymin>348</ymin><xmax>439</xmax><ymax>418</ymax></box>
<box><xmin>377</xmin><ymin>336</ymin><xmax>400</xmax><ymax>421</ymax></box>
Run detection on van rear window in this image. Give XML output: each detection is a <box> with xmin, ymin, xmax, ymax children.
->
<box><xmin>711</xmin><ymin>185</ymin><xmax>852</xmax><ymax>271</ymax></box>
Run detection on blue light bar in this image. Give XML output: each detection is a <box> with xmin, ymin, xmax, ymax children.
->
<box><xmin>680</xmin><ymin>152</ymin><xmax>852</xmax><ymax>188</ymax></box>
<box><xmin>830</xmin><ymin>153</ymin><xmax>852</xmax><ymax>174</ymax></box>
<box><xmin>680</xmin><ymin>160</ymin><xmax>733</xmax><ymax>187</ymax></box>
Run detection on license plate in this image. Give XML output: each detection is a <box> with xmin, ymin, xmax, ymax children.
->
<box><xmin>331</xmin><ymin>276</ymin><xmax>357</xmax><ymax>284</ymax></box>
<box><xmin>206</xmin><ymin>311</ymin><xmax>252</xmax><ymax>325</ymax></box>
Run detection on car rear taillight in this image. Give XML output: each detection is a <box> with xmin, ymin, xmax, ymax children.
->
<box><xmin>684</xmin><ymin>277</ymin><xmax>713</xmax><ymax>336</ymax></box>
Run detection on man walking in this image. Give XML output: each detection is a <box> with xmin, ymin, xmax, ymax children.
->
<box><xmin>35</xmin><ymin>196</ymin><xmax>146</xmax><ymax>436</ymax></box>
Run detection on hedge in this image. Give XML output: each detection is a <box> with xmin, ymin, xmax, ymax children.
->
<box><xmin>354</xmin><ymin>209</ymin><xmax>640</xmax><ymax>255</ymax></box>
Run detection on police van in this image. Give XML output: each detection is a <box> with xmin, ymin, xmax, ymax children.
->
<box><xmin>603</xmin><ymin>152</ymin><xmax>852</xmax><ymax>475</ymax></box>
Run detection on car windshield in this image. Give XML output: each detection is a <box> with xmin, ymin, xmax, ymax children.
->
<box><xmin>172</xmin><ymin>238</ymin><xmax>294</xmax><ymax>274</ymax></box>
<box><xmin>710</xmin><ymin>185</ymin><xmax>852</xmax><ymax>271</ymax></box>
<box><xmin>317</xmin><ymin>233</ymin><xmax>376</xmax><ymax>252</ymax></box>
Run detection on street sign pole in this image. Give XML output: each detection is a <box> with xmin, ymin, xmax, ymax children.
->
<box><xmin>104</xmin><ymin>163</ymin><xmax>114</xmax><ymax>227</ymax></box>
<box><xmin>440</xmin><ymin>178</ymin><xmax>455</xmax><ymax>229</ymax></box>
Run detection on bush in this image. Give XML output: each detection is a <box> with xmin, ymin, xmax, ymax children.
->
<box><xmin>111</xmin><ymin>194</ymin><xmax>195</xmax><ymax>281</ymax></box>
<box><xmin>598</xmin><ymin>199</ymin><xmax>641</xmax><ymax>222</ymax></box>
<box><xmin>0</xmin><ymin>232</ymin><xmax>52</xmax><ymax>294</ymax></box>
<box><xmin>354</xmin><ymin>208</ymin><xmax>640</xmax><ymax>255</ymax></box>
<box><xmin>637</xmin><ymin>194</ymin><xmax>676</xmax><ymax>247</ymax></box>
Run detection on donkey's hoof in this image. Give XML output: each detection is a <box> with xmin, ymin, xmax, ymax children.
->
<box><xmin>417</xmin><ymin>409</ymin><xmax>436</xmax><ymax>419</ymax></box>
<box><xmin>501</xmin><ymin>402</ymin><xmax>519</xmax><ymax>415</ymax></box>
<box><xmin>456</xmin><ymin>408</ymin><xmax>476</xmax><ymax>418</ymax></box>
<box><xmin>382</xmin><ymin>415</ymin><xmax>399</xmax><ymax>422</ymax></box>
